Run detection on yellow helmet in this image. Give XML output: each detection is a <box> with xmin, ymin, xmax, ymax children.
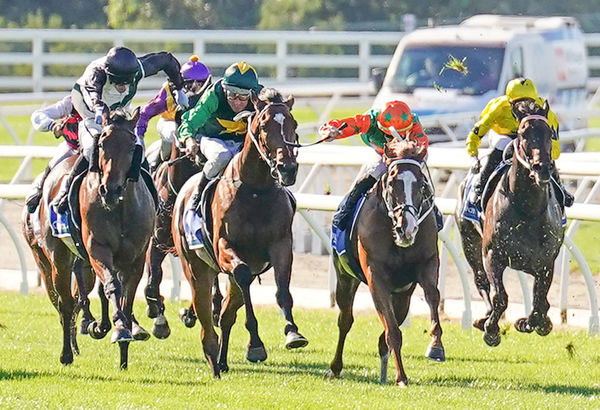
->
<box><xmin>505</xmin><ymin>78</ymin><xmax>538</xmax><ymax>102</ymax></box>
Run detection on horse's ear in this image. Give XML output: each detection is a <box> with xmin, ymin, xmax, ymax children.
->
<box><xmin>130</xmin><ymin>106</ymin><xmax>141</xmax><ymax>125</ymax></box>
<box><xmin>542</xmin><ymin>100</ymin><xmax>549</xmax><ymax>117</ymax></box>
<box><xmin>251</xmin><ymin>90</ymin><xmax>266</xmax><ymax>111</ymax></box>
<box><xmin>416</xmin><ymin>143</ymin><xmax>427</xmax><ymax>161</ymax></box>
<box><xmin>511</xmin><ymin>100</ymin><xmax>523</xmax><ymax>121</ymax></box>
<box><xmin>285</xmin><ymin>95</ymin><xmax>294</xmax><ymax>110</ymax></box>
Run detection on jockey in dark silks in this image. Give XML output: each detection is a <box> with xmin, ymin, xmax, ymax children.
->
<box><xmin>319</xmin><ymin>100</ymin><xmax>443</xmax><ymax>231</ymax></box>
<box><xmin>25</xmin><ymin>95</ymin><xmax>81</xmax><ymax>213</ymax></box>
<box><xmin>53</xmin><ymin>46</ymin><xmax>186</xmax><ymax>212</ymax></box>
<box><xmin>177</xmin><ymin>61</ymin><xmax>263</xmax><ymax>211</ymax></box>
<box><xmin>466</xmin><ymin>77</ymin><xmax>573</xmax><ymax>207</ymax></box>
<box><xmin>137</xmin><ymin>55</ymin><xmax>212</xmax><ymax>172</ymax></box>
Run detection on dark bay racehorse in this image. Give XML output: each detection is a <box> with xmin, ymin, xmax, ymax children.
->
<box><xmin>327</xmin><ymin>137</ymin><xmax>444</xmax><ymax>387</ymax></box>
<box><xmin>23</xmin><ymin>109</ymin><xmax>155</xmax><ymax>368</ymax></box>
<box><xmin>143</xmin><ymin>140</ymin><xmax>203</xmax><ymax>338</ymax></box>
<box><xmin>172</xmin><ymin>88</ymin><xmax>307</xmax><ymax>378</ymax></box>
<box><xmin>456</xmin><ymin>99</ymin><xmax>564</xmax><ymax>346</ymax></box>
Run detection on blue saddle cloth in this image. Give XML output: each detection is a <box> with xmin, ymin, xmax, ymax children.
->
<box><xmin>49</xmin><ymin>205</ymin><xmax>72</xmax><ymax>238</ymax></box>
<box><xmin>331</xmin><ymin>195</ymin><xmax>367</xmax><ymax>283</ymax></box>
<box><xmin>183</xmin><ymin>208</ymin><xmax>205</xmax><ymax>250</ymax></box>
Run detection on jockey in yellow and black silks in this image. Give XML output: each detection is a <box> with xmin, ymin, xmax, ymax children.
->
<box><xmin>466</xmin><ymin>77</ymin><xmax>573</xmax><ymax>207</ymax></box>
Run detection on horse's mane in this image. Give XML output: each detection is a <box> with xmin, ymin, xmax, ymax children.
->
<box><xmin>385</xmin><ymin>138</ymin><xmax>425</xmax><ymax>162</ymax></box>
<box><xmin>257</xmin><ymin>87</ymin><xmax>284</xmax><ymax>104</ymax></box>
<box><xmin>110</xmin><ymin>108</ymin><xmax>130</xmax><ymax>124</ymax></box>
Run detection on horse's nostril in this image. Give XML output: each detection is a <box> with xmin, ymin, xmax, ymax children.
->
<box><xmin>99</xmin><ymin>185</ymin><xmax>107</xmax><ymax>197</ymax></box>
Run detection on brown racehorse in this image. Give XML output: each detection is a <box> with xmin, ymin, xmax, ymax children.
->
<box><xmin>143</xmin><ymin>140</ymin><xmax>204</xmax><ymax>338</ymax></box>
<box><xmin>326</xmin><ymin>137</ymin><xmax>444</xmax><ymax>387</ymax></box>
<box><xmin>456</xmin><ymin>99</ymin><xmax>564</xmax><ymax>346</ymax></box>
<box><xmin>23</xmin><ymin>109</ymin><xmax>155</xmax><ymax>369</ymax></box>
<box><xmin>172</xmin><ymin>88</ymin><xmax>307</xmax><ymax>378</ymax></box>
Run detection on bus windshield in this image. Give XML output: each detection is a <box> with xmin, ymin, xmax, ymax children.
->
<box><xmin>390</xmin><ymin>45</ymin><xmax>505</xmax><ymax>95</ymax></box>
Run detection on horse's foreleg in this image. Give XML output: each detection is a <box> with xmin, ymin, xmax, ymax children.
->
<box><xmin>144</xmin><ymin>241</ymin><xmax>167</xmax><ymax>319</ymax></box>
<box><xmin>88</xmin><ymin>243</ymin><xmax>132</xmax><ymax>344</ymax></box>
<box><xmin>119</xmin><ymin>257</ymin><xmax>146</xmax><ymax>370</ymax></box>
<box><xmin>369</xmin><ymin>273</ymin><xmax>407</xmax><ymax>387</ymax></box>
<box><xmin>517</xmin><ymin>267</ymin><xmax>553</xmax><ymax>336</ymax></box>
<box><xmin>327</xmin><ymin>267</ymin><xmax>360</xmax><ymax>379</ymax></box>
<box><xmin>218</xmin><ymin>239</ymin><xmax>266</xmax><ymax>363</ymax></box>
<box><xmin>72</xmin><ymin>258</ymin><xmax>95</xmax><ymax>335</ymax></box>
<box><xmin>212</xmin><ymin>276</ymin><xmax>223</xmax><ymax>326</ymax></box>
<box><xmin>52</xmin><ymin>255</ymin><xmax>76</xmax><ymax>365</ymax></box>
<box><xmin>482</xmin><ymin>254</ymin><xmax>508</xmax><ymax>347</ymax></box>
<box><xmin>269</xmin><ymin>240</ymin><xmax>307</xmax><ymax>350</ymax></box>
<box><xmin>218</xmin><ymin>277</ymin><xmax>244</xmax><ymax>373</ymax></box>
<box><xmin>417</xmin><ymin>261</ymin><xmax>445</xmax><ymax>362</ymax></box>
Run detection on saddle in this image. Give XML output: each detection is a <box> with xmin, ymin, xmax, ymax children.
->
<box><xmin>331</xmin><ymin>195</ymin><xmax>367</xmax><ymax>283</ymax></box>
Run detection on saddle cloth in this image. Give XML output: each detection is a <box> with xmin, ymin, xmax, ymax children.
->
<box><xmin>331</xmin><ymin>195</ymin><xmax>367</xmax><ymax>283</ymax></box>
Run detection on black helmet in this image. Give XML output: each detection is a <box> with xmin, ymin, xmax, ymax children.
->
<box><xmin>105</xmin><ymin>47</ymin><xmax>139</xmax><ymax>85</ymax></box>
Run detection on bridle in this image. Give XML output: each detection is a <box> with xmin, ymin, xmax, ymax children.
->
<box><xmin>382</xmin><ymin>158</ymin><xmax>434</xmax><ymax>231</ymax></box>
<box><xmin>245</xmin><ymin>102</ymin><xmax>298</xmax><ymax>183</ymax></box>
<box><xmin>513</xmin><ymin>114</ymin><xmax>550</xmax><ymax>170</ymax></box>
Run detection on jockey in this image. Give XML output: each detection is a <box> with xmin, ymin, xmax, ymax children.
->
<box><xmin>319</xmin><ymin>100</ymin><xmax>443</xmax><ymax>231</ymax></box>
<box><xmin>137</xmin><ymin>55</ymin><xmax>212</xmax><ymax>172</ymax></box>
<box><xmin>466</xmin><ymin>77</ymin><xmax>573</xmax><ymax>207</ymax></box>
<box><xmin>178</xmin><ymin>61</ymin><xmax>263</xmax><ymax>210</ymax></box>
<box><xmin>53</xmin><ymin>46</ymin><xmax>186</xmax><ymax>212</ymax></box>
<box><xmin>25</xmin><ymin>95</ymin><xmax>81</xmax><ymax>213</ymax></box>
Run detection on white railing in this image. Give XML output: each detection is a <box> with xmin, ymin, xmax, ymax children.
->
<box><xmin>1</xmin><ymin>144</ymin><xmax>598</xmax><ymax>333</ymax></box>
<box><xmin>0</xmin><ymin>29</ymin><xmax>599</xmax><ymax>93</ymax></box>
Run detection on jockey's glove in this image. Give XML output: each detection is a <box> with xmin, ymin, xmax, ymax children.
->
<box><xmin>94</xmin><ymin>106</ymin><xmax>104</xmax><ymax>125</ymax></box>
<box><xmin>174</xmin><ymin>89</ymin><xmax>189</xmax><ymax>111</ymax></box>
<box><xmin>466</xmin><ymin>131</ymin><xmax>481</xmax><ymax>157</ymax></box>
<box><xmin>318</xmin><ymin>124</ymin><xmax>340</xmax><ymax>142</ymax></box>
<box><xmin>551</xmin><ymin>139</ymin><xmax>560</xmax><ymax>161</ymax></box>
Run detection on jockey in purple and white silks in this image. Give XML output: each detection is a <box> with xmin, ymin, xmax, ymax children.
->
<box><xmin>136</xmin><ymin>55</ymin><xmax>211</xmax><ymax>172</ymax></box>
<box><xmin>53</xmin><ymin>46</ymin><xmax>186</xmax><ymax>211</ymax></box>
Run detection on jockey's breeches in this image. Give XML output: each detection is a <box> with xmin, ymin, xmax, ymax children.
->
<box><xmin>199</xmin><ymin>136</ymin><xmax>242</xmax><ymax>179</ymax></box>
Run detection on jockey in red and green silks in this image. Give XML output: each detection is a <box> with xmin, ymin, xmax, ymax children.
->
<box><xmin>319</xmin><ymin>100</ymin><xmax>442</xmax><ymax>230</ymax></box>
<box><xmin>465</xmin><ymin>77</ymin><xmax>573</xmax><ymax>207</ymax></box>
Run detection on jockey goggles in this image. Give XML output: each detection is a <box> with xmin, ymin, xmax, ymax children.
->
<box><xmin>226</xmin><ymin>89</ymin><xmax>251</xmax><ymax>102</ymax></box>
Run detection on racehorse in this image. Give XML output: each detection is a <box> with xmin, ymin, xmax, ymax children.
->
<box><xmin>172</xmin><ymin>88</ymin><xmax>307</xmax><ymax>378</ymax></box>
<box><xmin>143</xmin><ymin>140</ymin><xmax>204</xmax><ymax>338</ymax></box>
<box><xmin>23</xmin><ymin>109</ymin><xmax>155</xmax><ymax>368</ymax></box>
<box><xmin>456</xmin><ymin>99</ymin><xmax>564</xmax><ymax>346</ymax></box>
<box><xmin>326</xmin><ymin>136</ymin><xmax>444</xmax><ymax>387</ymax></box>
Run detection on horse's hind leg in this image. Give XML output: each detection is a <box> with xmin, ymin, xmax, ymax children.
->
<box><xmin>72</xmin><ymin>258</ymin><xmax>95</xmax><ymax>335</ymax></box>
<box><xmin>52</xmin><ymin>251</ymin><xmax>76</xmax><ymax>365</ymax></box>
<box><xmin>212</xmin><ymin>275</ymin><xmax>223</xmax><ymax>326</ymax></box>
<box><xmin>144</xmin><ymin>241</ymin><xmax>171</xmax><ymax>339</ymax></box>
<box><xmin>270</xmin><ymin>240</ymin><xmax>307</xmax><ymax>349</ymax></box>
<box><xmin>217</xmin><ymin>275</ymin><xmax>244</xmax><ymax>372</ymax></box>
<box><xmin>88</xmin><ymin>282</ymin><xmax>112</xmax><ymax>339</ymax></box>
<box><xmin>417</xmin><ymin>261</ymin><xmax>445</xmax><ymax>362</ymax></box>
<box><xmin>515</xmin><ymin>267</ymin><xmax>553</xmax><ymax>336</ymax></box>
<box><xmin>327</xmin><ymin>265</ymin><xmax>360</xmax><ymax>379</ymax></box>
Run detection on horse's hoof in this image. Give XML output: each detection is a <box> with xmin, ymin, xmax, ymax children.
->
<box><xmin>514</xmin><ymin>318</ymin><xmax>534</xmax><ymax>333</ymax></box>
<box><xmin>425</xmin><ymin>345</ymin><xmax>446</xmax><ymax>362</ymax></box>
<box><xmin>111</xmin><ymin>328</ymin><xmax>134</xmax><ymax>344</ymax></box>
<box><xmin>60</xmin><ymin>352</ymin><xmax>73</xmax><ymax>365</ymax></box>
<box><xmin>472</xmin><ymin>318</ymin><xmax>486</xmax><ymax>332</ymax></box>
<box><xmin>324</xmin><ymin>369</ymin><xmax>340</xmax><ymax>379</ymax></box>
<box><xmin>179</xmin><ymin>308</ymin><xmax>197</xmax><ymax>328</ymax></box>
<box><xmin>88</xmin><ymin>321</ymin><xmax>110</xmax><ymax>340</ymax></box>
<box><xmin>152</xmin><ymin>321</ymin><xmax>171</xmax><ymax>340</ymax></box>
<box><xmin>396</xmin><ymin>380</ymin><xmax>408</xmax><ymax>388</ymax></box>
<box><xmin>535</xmin><ymin>320</ymin><xmax>553</xmax><ymax>336</ymax></box>
<box><xmin>246</xmin><ymin>345</ymin><xmax>267</xmax><ymax>363</ymax></box>
<box><xmin>285</xmin><ymin>331</ymin><xmax>308</xmax><ymax>349</ymax></box>
<box><xmin>218</xmin><ymin>362</ymin><xmax>229</xmax><ymax>373</ymax></box>
<box><xmin>483</xmin><ymin>331</ymin><xmax>501</xmax><ymax>347</ymax></box>
<box><xmin>132</xmin><ymin>324</ymin><xmax>151</xmax><ymax>342</ymax></box>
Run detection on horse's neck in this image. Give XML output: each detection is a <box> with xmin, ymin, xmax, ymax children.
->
<box><xmin>237</xmin><ymin>138</ymin><xmax>274</xmax><ymax>189</ymax></box>
<box><xmin>509</xmin><ymin>157</ymin><xmax>548</xmax><ymax>214</ymax></box>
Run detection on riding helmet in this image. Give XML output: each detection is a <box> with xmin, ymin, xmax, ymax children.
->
<box><xmin>222</xmin><ymin>62</ymin><xmax>259</xmax><ymax>94</ymax></box>
<box><xmin>506</xmin><ymin>78</ymin><xmax>538</xmax><ymax>102</ymax></box>
<box><xmin>105</xmin><ymin>46</ymin><xmax>139</xmax><ymax>85</ymax></box>
<box><xmin>377</xmin><ymin>100</ymin><xmax>414</xmax><ymax>135</ymax></box>
<box><xmin>180</xmin><ymin>55</ymin><xmax>210</xmax><ymax>82</ymax></box>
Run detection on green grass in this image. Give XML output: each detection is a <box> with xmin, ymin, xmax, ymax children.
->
<box><xmin>0</xmin><ymin>292</ymin><xmax>599</xmax><ymax>408</ymax></box>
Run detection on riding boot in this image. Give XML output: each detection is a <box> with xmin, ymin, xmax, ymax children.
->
<box><xmin>26</xmin><ymin>165</ymin><xmax>52</xmax><ymax>213</ymax></box>
<box><xmin>552</xmin><ymin>168</ymin><xmax>574</xmax><ymax>207</ymax></box>
<box><xmin>332</xmin><ymin>175</ymin><xmax>377</xmax><ymax>230</ymax></box>
<box><xmin>127</xmin><ymin>144</ymin><xmax>144</xmax><ymax>182</ymax></box>
<box><xmin>191</xmin><ymin>172</ymin><xmax>211</xmax><ymax>212</ymax></box>
<box><xmin>473</xmin><ymin>148</ymin><xmax>504</xmax><ymax>201</ymax></box>
<box><xmin>53</xmin><ymin>155</ymin><xmax>88</xmax><ymax>213</ymax></box>
<box><xmin>434</xmin><ymin>204</ymin><xmax>444</xmax><ymax>231</ymax></box>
